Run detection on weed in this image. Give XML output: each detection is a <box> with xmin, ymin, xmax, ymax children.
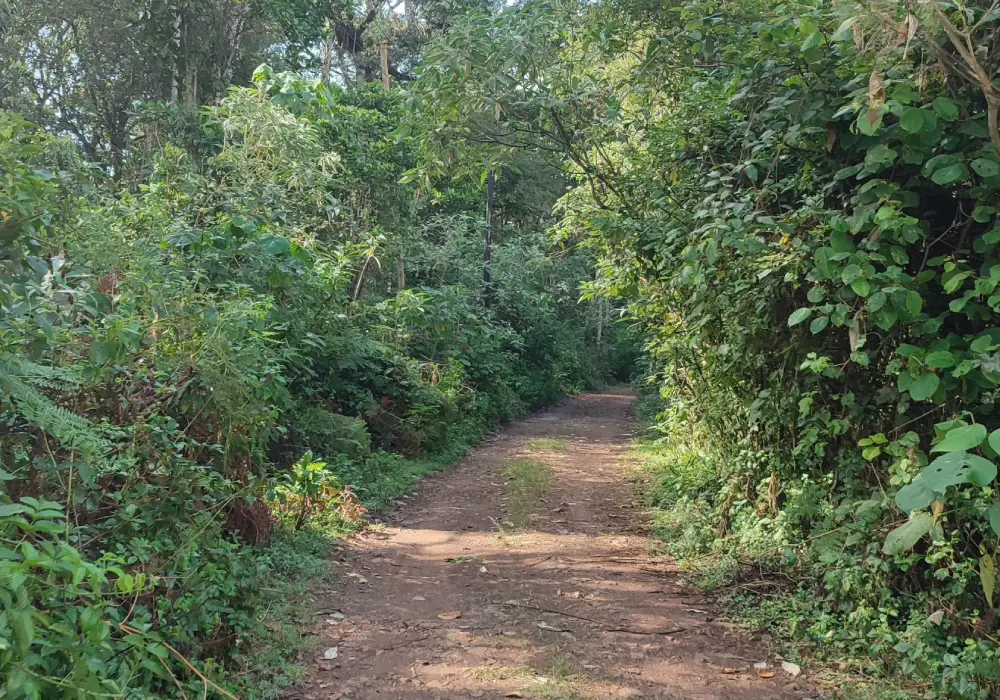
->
<box><xmin>526</xmin><ymin>437</ymin><xmax>569</xmax><ymax>453</ymax></box>
<box><xmin>503</xmin><ymin>458</ymin><xmax>553</xmax><ymax>528</ymax></box>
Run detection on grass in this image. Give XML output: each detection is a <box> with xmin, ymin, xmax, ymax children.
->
<box><xmin>470</xmin><ymin>655</ymin><xmax>584</xmax><ymax>700</ymax></box>
<box><xmin>526</xmin><ymin>437</ymin><xmax>569</xmax><ymax>453</ymax></box>
<box><xmin>503</xmin><ymin>458</ymin><xmax>553</xmax><ymax>527</ymax></box>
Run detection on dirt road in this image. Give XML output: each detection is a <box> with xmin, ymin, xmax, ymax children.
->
<box><xmin>294</xmin><ymin>388</ymin><xmax>816</xmax><ymax>699</ymax></box>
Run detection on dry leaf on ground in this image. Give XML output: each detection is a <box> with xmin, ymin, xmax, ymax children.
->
<box><xmin>437</xmin><ymin>611</ymin><xmax>462</xmax><ymax>620</ymax></box>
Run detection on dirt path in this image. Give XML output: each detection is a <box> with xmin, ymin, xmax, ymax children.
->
<box><xmin>294</xmin><ymin>389</ymin><xmax>817</xmax><ymax>700</ymax></box>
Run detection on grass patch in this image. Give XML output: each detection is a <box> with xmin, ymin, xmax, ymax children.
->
<box><xmin>526</xmin><ymin>437</ymin><xmax>569</xmax><ymax>453</ymax></box>
<box><xmin>503</xmin><ymin>458</ymin><xmax>553</xmax><ymax>527</ymax></box>
<box><xmin>470</xmin><ymin>658</ymin><xmax>583</xmax><ymax>700</ymax></box>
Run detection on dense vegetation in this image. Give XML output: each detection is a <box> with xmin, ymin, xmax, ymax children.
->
<box><xmin>407</xmin><ymin>0</ymin><xmax>1000</xmax><ymax>696</ymax></box>
<box><xmin>0</xmin><ymin>2</ymin><xmax>630</xmax><ymax>697</ymax></box>
<box><xmin>14</xmin><ymin>0</ymin><xmax>1000</xmax><ymax>696</ymax></box>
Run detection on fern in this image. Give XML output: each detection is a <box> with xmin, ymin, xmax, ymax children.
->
<box><xmin>0</xmin><ymin>355</ymin><xmax>108</xmax><ymax>460</ymax></box>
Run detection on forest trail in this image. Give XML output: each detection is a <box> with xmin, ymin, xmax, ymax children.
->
<box><xmin>294</xmin><ymin>389</ymin><xmax>816</xmax><ymax>700</ymax></box>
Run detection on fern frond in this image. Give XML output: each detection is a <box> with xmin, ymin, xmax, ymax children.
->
<box><xmin>0</xmin><ymin>356</ymin><xmax>108</xmax><ymax>459</ymax></box>
<box><xmin>10</xmin><ymin>357</ymin><xmax>83</xmax><ymax>391</ymax></box>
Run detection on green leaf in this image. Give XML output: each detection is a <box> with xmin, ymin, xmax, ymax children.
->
<box><xmin>990</xmin><ymin>429</ymin><xmax>1000</xmax><ymax>456</ymax></box>
<box><xmin>788</xmin><ymin>308</ymin><xmax>812</xmax><ymax>326</ymax></box>
<box><xmin>983</xmin><ymin>555</ymin><xmax>996</xmax><ymax>610</ymax></box>
<box><xmin>908</xmin><ymin>373</ymin><xmax>940</xmax><ymax>401</ymax></box>
<box><xmin>800</xmin><ymin>31</ymin><xmax>823</xmax><ymax>52</ymax></box>
<box><xmin>851</xmin><ymin>278</ymin><xmax>871</xmax><ymax>297</ymax></box>
<box><xmin>931</xmin><ymin>162</ymin><xmax>969</xmax><ymax>185</ymax></box>
<box><xmin>921</xmin><ymin>452</ymin><xmax>998</xmax><ymax>491</ymax></box>
<box><xmin>867</xmin><ymin>291</ymin><xmax>887</xmax><ymax>312</ymax></box>
<box><xmin>933</xmin><ymin>96</ymin><xmax>960</xmax><ymax>121</ymax></box>
<box><xmin>972</xmin><ymin>158</ymin><xmax>1000</xmax><ymax>178</ymax></box>
<box><xmin>829</xmin><ymin>229</ymin><xmax>855</xmax><ymax>254</ymax></box>
<box><xmin>906</xmin><ymin>291</ymin><xmax>923</xmax><ymax>315</ymax></box>
<box><xmin>931</xmin><ymin>423</ymin><xmax>987</xmax><ymax>453</ymax></box>
<box><xmin>899</xmin><ymin>108</ymin><xmax>925</xmax><ymax>133</ymax></box>
<box><xmin>0</xmin><ymin>503</ymin><xmax>30</xmax><ymax>518</ymax></box>
<box><xmin>11</xmin><ymin>609</ymin><xmax>34</xmax><ymax>655</ymax></box>
<box><xmin>260</xmin><ymin>234</ymin><xmax>291</xmax><ymax>256</ymax></box>
<box><xmin>831</xmin><ymin>17</ymin><xmax>856</xmax><ymax>42</ymax></box>
<box><xmin>842</xmin><ymin>264</ymin><xmax>862</xmax><ymax>284</ymax></box>
<box><xmin>883</xmin><ymin>512</ymin><xmax>933</xmax><ymax>555</ymax></box>
<box><xmin>815</xmin><ymin>247</ymin><xmax>836</xmax><ymax>278</ymax></box>
<box><xmin>989</xmin><ymin>503</ymin><xmax>1000</xmax><ymax>538</ymax></box>
<box><xmin>810</xmin><ymin>316</ymin><xmax>829</xmax><ymax>334</ymax></box>
<box><xmin>925</xmin><ymin>351</ymin><xmax>956</xmax><ymax>368</ymax></box>
<box><xmin>865</xmin><ymin>144</ymin><xmax>897</xmax><ymax>169</ymax></box>
<box><xmin>857</xmin><ymin>109</ymin><xmax>883</xmax><ymax>136</ymax></box>
<box><xmin>895</xmin><ymin>479</ymin><xmax>937</xmax><ymax>513</ymax></box>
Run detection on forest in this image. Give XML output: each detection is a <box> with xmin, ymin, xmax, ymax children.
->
<box><xmin>4</xmin><ymin>0</ymin><xmax>1000</xmax><ymax>697</ymax></box>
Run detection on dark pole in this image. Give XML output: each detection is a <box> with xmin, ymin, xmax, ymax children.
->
<box><xmin>483</xmin><ymin>169</ymin><xmax>494</xmax><ymax>295</ymax></box>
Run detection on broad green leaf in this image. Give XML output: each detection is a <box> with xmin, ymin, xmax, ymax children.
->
<box><xmin>933</xmin><ymin>96</ymin><xmax>959</xmax><ymax>121</ymax></box>
<box><xmin>908</xmin><ymin>372</ymin><xmax>939</xmax><ymax>401</ymax></box>
<box><xmin>895</xmin><ymin>479</ymin><xmax>937</xmax><ymax>513</ymax></box>
<box><xmin>260</xmin><ymin>234</ymin><xmax>292</xmax><ymax>256</ymax></box>
<box><xmin>990</xmin><ymin>429</ymin><xmax>1000</xmax><ymax>456</ymax></box>
<box><xmin>788</xmin><ymin>308</ymin><xmax>812</xmax><ymax>326</ymax></box>
<box><xmin>925</xmin><ymin>351</ymin><xmax>956</xmax><ymax>368</ymax></box>
<box><xmin>842</xmin><ymin>264</ymin><xmax>862</xmax><ymax>284</ymax></box>
<box><xmin>865</xmin><ymin>144</ymin><xmax>897</xmax><ymax>169</ymax></box>
<box><xmin>857</xmin><ymin>109</ymin><xmax>883</xmax><ymax>136</ymax></box>
<box><xmin>807</xmin><ymin>286</ymin><xmax>826</xmax><ymax>303</ymax></box>
<box><xmin>829</xmin><ymin>229</ymin><xmax>855</xmax><ymax>254</ymax></box>
<box><xmin>867</xmin><ymin>291</ymin><xmax>887</xmax><ymax>312</ymax></box>
<box><xmin>11</xmin><ymin>609</ymin><xmax>34</xmax><ymax>655</ymax></box>
<box><xmin>921</xmin><ymin>452</ymin><xmax>998</xmax><ymax>491</ymax></box>
<box><xmin>989</xmin><ymin>502</ymin><xmax>1000</xmax><ymax>537</ymax></box>
<box><xmin>851</xmin><ymin>278</ymin><xmax>871</xmax><ymax>297</ymax></box>
<box><xmin>831</xmin><ymin>17</ymin><xmax>856</xmax><ymax>42</ymax></box>
<box><xmin>906</xmin><ymin>291</ymin><xmax>923</xmax><ymax>315</ymax></box>
<box><xmin>810</xmin><ymin>316</ymin><xmax>829</xmax><ymax>334</ymax></box>
<box><xmin>0</xmin><ymin>503</ymin><xmax>30</xmax><ymax>517</ymax></box>
<box><xmin>931</xmin><ymin>423</ymin><xmax>987</xmax><ymax>453</ymax></box>
<box><xmin>972</xmin><ymin>158</ymin><xmax>1000</xmax><ymax>177</ymax></box>
<box><xmin>815</xmin><ymin>247</ymin><xmax>836</xmax><ymax>278</ymax></box>
<box><xmin>800</xmin><ymin>31</ymin><xmax>823</xmax><ymax>52</ymax></box>
<box><xmin>984</xmin><ymin>555</ymin><xmax>997</xmax><ymax>610</ymax></box>
<box><xmin>899</xmin><ymin>108</ymin><xmax>924</xmax><ymax>133</ymax></box>
<box><xmin>931</xmin><ymin>162</ymin><xmax>969</xmax><ymax>185</ymax></box>
<box><xmin>883</xmin><ymin>512</ymin><xmax>933</xmax><ymax>555</ymax></box>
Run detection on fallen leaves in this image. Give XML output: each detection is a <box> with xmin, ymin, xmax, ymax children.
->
<box><xmin>323</xmin><ymin>646</ymin><xmax>339</xmax><ymax>660</ymax></box>
<box><xmin>437</xmin><ymin>611</ymin><xmax>462</xmax><ymax>620</ymax></box>
<box><xmin>536</xmin><ymin>621</ymin><xmax>565</xmax><ymax>632</ymax></box>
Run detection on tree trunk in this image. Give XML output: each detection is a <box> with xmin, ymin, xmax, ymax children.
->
<box><xmin>483</xmin><ymin>170</ymin><xmax>494</xmax><ymax>300</ymax></box>
<box><xmin>380</xmin><ymin>42</ymin><xmax>390</xmax><ymax>89</ymax></box>
<box><xmin>321</xmin><ymin>21</ymin><xmax>334</xmax><ymax>82</ymax></box>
